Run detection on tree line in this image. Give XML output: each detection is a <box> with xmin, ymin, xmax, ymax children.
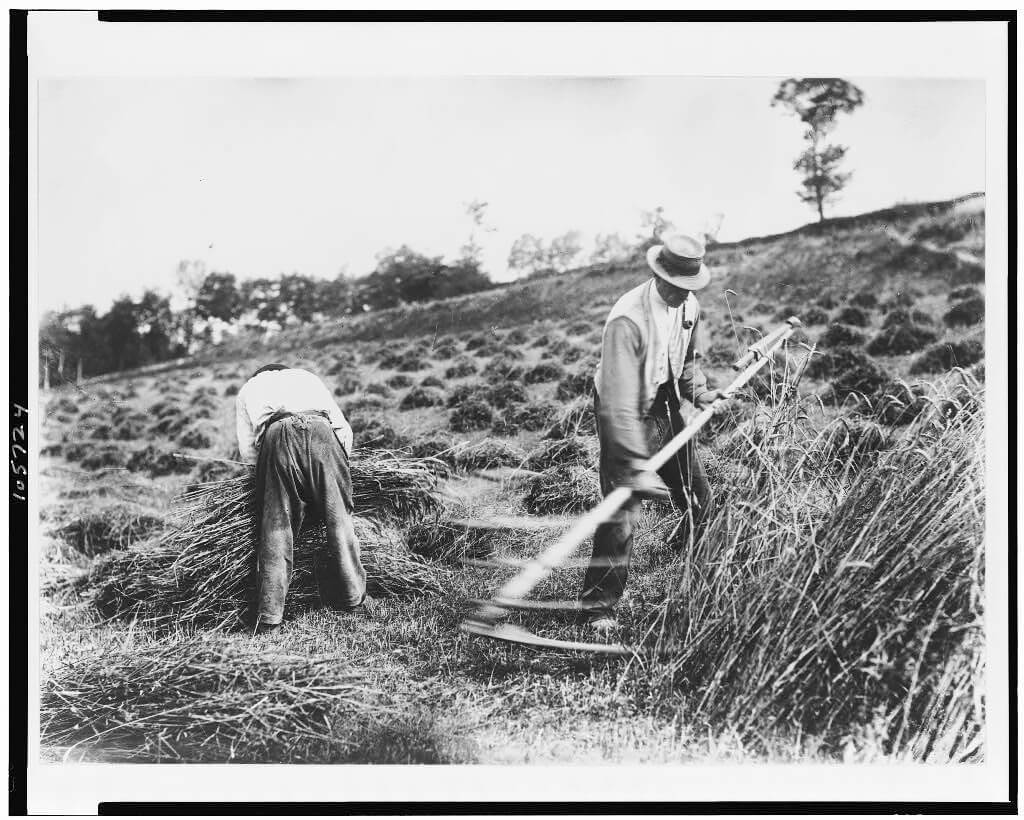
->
<box><xmin>40</xmin><ymin>207</ymin><xmax>673</xmax><ymax>385</ymax></box>
<box><xmin>39</xmin><ymin>247</ymin><xmax>493</xmax><ymax>384</ymax></box>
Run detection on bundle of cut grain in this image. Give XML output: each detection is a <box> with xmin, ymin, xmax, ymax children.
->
<box><xmin>80</xmin><ymin>453</ymin><xmax>448</xmax><ymax>629</ymax></box>
<box><xmin>41</xmin><ymin>637</ymin><xmax>381</xmax><ymax>762</ymax></box>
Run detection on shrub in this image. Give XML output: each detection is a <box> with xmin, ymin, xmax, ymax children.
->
<box><xmin>566</xmin><ymin>321</ymin><xmax>593</xmax><ymax>336</ymax></box>
<box><xmin>420</xmin><ymin>375</ymin><xmax>444</xmax><ymax>389</ymax></box>
<box><xmin>444</xmin><ymin>357</ymin><xmax>478</xmax><ymax>379</ymax></box>
<box><xmin>910</xmin><ymin>340</ymin><xmax>984</xmax><ymax>374</ymax></box>
<box><xmin>816</xmin><ymin>293</ymin><xmax>838</xmax><ymax>310</ymax></box>
<box><xmin>750</xmin><ymin>302</ymin><xmax>774</xmax><ymax>314</ymax></box>
<box><xmin>450</xmin><ymin>399</ymin><xmax>493</xmax><ymax>432</ymax></box>
<box><xmin>531</xmin><ymin>334</ymin><xmax>552</xmax><ymax>348</ymax></box>
<box><xmin>399</xmin><ymin>386</ymin><xmax>446</xmax><ymax>411</ymax></box>
<box><xmin>556</xmin><ymin>370</ymin><xmax>593</xmax><ymax>401</ymax></box>
<box><xmin>801</xmin><ymin>307</ymin><xmax>829</xmax><ymax>326</ymax></box>
<box><xmin>523</xmin><ymin>362</ymin><xmax>565</xmax><ymax>384</ymax></box>
<box><xmin>224</xmin><ymin>384</ymin><xmax>240</xmax><ymax>397</ymax></box>
<box><xmin>819</xmin><ymin>323</ymin><xmax>866</xmax><ymax>348</ymax></box>
<box><xmin>523</xmin><ymin>464</ymin><xmax>601</xmax><ymax>515</ymax></box>
<box><xmin>385</xmin><ymin>374</ymin><xmax>414</xmax><ymax>390</ymax></box>
<box><xmin>865</xmin><ymin>323</ymin><xmax>938</xmax><ymax>356</ymax></box>
<box><xmin>505</xmin><ymin>328</ymin><xmax>529</xmax><ymax>345</ymax></box>
<box><xmin>90</xmin><ymin>424</ymin><xmax>112</xmax><ymax>441</ymax></box>
<box><xmin>833</xmin><ymin>306</ymin><xmax>869</xmax><ymax>327</ymax></box>
<box><xmin>942</xmin><ymin>297</ymin><xmax>984</xmax><ymax>328</ymax></box>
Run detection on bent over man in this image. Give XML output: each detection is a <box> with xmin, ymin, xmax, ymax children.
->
<box><xmin>581</xmin><ymin>234</ymin><xmax>725</xmax><ymax>634</ymax></box>
<box><xmin>235</xmin><ymin>363</ymin><xmax>368</xmax><ymax>633</ymax></box>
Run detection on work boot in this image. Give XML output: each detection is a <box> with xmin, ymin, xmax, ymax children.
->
<box><xmin>253</xmin><ymin>620</ymin><xmax>281</xmax><ymax>636</ymax></box>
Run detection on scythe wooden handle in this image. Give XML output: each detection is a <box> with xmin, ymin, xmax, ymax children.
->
<box><xmin>468</xmin><ymin>318</ymin><xmax>801</xmax><ymax>627</ymax></box>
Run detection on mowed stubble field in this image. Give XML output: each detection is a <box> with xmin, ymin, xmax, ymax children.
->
<box><xmin>38</xmin><ymin>194</ymin><xmax>986</xmax><ymax>763</ymax></box>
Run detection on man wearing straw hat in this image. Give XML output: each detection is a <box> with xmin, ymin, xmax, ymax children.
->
<box><xmin>582</xmin><ymin>234</ymin><xmax>726</xmax><ymax>635</ymax></box>
<box><xmin>236</xmin><ymin>363</ymin><xmax>370</xmax><ymax>634</ymax></box>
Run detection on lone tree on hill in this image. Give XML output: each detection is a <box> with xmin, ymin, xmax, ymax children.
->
<box><xmin>772</xmin><ymin>77</ymin><xmax>864</xmax><ymax>222</ymax></box>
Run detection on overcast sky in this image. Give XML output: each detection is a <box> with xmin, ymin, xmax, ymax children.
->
<box><xmin>36</xmin><ymin>76</ymin><xmax>984</xmax><ymax>313</ymax></box>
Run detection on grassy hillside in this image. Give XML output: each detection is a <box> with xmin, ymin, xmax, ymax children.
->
<box><xmin>38</xmin><ymin>194</ymin><xmax>985</xmax><ymax>764</ymax></box>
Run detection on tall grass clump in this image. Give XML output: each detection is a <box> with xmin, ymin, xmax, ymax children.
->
<box><xmin>650</xmin><ymin>381</ymin><xmax>985</xmax><ymax>762</ymax></box>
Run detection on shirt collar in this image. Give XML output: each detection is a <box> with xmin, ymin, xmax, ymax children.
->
<box><xmin>649</xmin><ymin>281</ymin><xmax>676</xmax><ymax>313</ymax></box>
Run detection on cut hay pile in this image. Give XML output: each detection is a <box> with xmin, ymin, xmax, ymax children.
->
<box><xmin>78</xmin><ymin>453</ymin><xmax>449</xmax><ymax>629</ymax></box>
<box><xmin>41</xmin><ymin>638</ymin><xmax>381</xmax><ymax>762</ymax></box>
<box><xmin>523</xmin><ymin>436</ymin><xmax>596</xmax><ymax>471</ymax></box>
<box><xmin>523</xmin><ymin>464</ymin><xmax>601</xmax><ymax>515</ymax></box>
<box><xmin>446</xmin><ymin>439</ymin><xmax>526</xmax><ymax>472</ymax></box>
<box><xmin>53</xmin><ymin>503</ymin><xmax>169</xmax><ymax>557</ymax></box>
<box><xmin>651</xmin><ymin>381</ymin><xmax>985</xmax><ymax>761</ymax></box>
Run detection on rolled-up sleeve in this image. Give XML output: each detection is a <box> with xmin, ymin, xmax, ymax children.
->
<box><xmin>597</xmin><ymin>317</ymin><xmax>649</xmax><ymax>478</ymax></box>
<box><xmin>235</xmin><ymin>393</ymin><xmax>257</xmax><ymax>464</ymax></box>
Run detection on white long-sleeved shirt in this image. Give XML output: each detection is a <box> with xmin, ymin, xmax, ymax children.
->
<box><xmin>234</xmin><ymin>368</ymin><xmax>353</xmax><ymax>464</ymax></box>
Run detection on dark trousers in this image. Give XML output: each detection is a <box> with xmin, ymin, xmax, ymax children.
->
<box><xmin>581</xmin><ymin>389</ymin><xmax>713</xmax><ymax>617</ymax></box>
<box><xmin>254</xmin><ymin>413</ymin><xmax>366</xmax><ymax>625</ymax></box>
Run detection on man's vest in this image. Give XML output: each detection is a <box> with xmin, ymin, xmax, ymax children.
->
<box><xmin>593</xmin><ymin>279</ymin><xmax>699</xmax><ymax>412</ymax></box>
